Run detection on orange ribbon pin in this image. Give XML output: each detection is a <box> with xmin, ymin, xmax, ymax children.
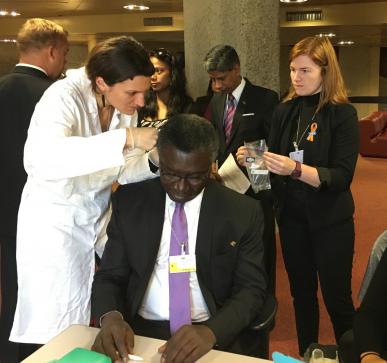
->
<box><xmin>306</xmin><ymin>122</ymin><xmax>318</xmax><ymax>142</ymax></box>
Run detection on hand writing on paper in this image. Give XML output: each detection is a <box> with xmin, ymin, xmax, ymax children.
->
<box><xmin>92</xmin><ymin>312</ymin><xmax>134</xmax><ymax>363</ymax></box>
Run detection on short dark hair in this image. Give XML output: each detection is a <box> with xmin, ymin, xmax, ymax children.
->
<box><xmin>86</xmin><ymin>36</ymin><xmax>154</xmax><ymax>92</ymax></box>
<box><xmin>204</xmin><ymin>44</ymin><xmax>240</xmax><ymax>72</ymax></box>
<box><xmin>157</xmin><ymin>114</ymin><xmax>219</xmax><ymax>161</ymax></box>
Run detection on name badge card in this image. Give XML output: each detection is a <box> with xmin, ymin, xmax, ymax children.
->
<box><xmin>169</xmin><ymin>255</ymin><xmax>196</xmax><ymax>273</ymax></box>
<box><xmin>289</xmin><ymin>149</ymin><xmax>304</xmax><ymax>163</ymax></box>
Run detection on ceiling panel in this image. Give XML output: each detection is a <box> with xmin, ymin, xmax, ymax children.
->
<box><xmin>0</xmin><ymin>0</ymin><xmax>386</xmax><ymax>17</ymax></box>
<box><xmin>1</xmin><ymin>1</ymin><xmax>387</xmax><ymax>47</ymax></box>
<box><xmin>0</xmin><ymin>0</ymin><xmax>183</xmax><ymax>17</ymax></box>
<box><xmin>281</xmin><ymin>0</ymin><xmax>386</xmax><ymax>5</ymax></box>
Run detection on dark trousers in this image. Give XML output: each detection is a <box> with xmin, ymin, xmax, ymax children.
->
<box><xmin>0</xmin><ymin>238</ymin><xmax>40</xmax><ymax>363</ymax></box>
<box><xmin>130</xmin><ymin>315</ymin><xmax>265</xmax><ymax>358</ymax></box>
<box><xmin>0</xmin><ymin>237</ymin><xmax>19</xmax><ymax>363</ymax></box>
<box><xmin>248</xmin><ymin>189</ymin><xmax>276</xmax><ymax>295</ymax></box>
<box><xmin>278</xmin><ymin>214</ymin><xmax>355</xmax><ymax>356</ymax></box>
<box><xmin>338</xmin><ymin>329</ymin><xmax>387</xmax><ymax>363</ymax></box>
<box><xmin>338</xmin><ymin>330</ymin><xmax>359</xmax><ymax>363</ymax></box>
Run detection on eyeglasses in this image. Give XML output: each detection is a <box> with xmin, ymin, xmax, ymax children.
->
<box><xmin>160</xmin><ymin>169</ymin><xmax>209</xmax><ymax>185</ymax></box>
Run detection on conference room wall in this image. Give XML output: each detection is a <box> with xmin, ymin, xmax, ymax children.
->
<box><xmin>0</xmin><ymin>36</ymin><xmax>383</xmax><ymax>121</ymax></box>
<box><xmin>0</xmin><ymin>43</ymin><xmax>88</xmax><ymax>77</ymax></box>
<box><xmin>340</xmin><ymin>45</ymin><xmax>380</xmax><ymax>118</ymax></box>
<box><xmin>279</xmin><ymin>44</ymin><xmax>381</xmax><ymax>119</ymax></box>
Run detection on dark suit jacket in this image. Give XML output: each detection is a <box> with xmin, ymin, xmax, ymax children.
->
<box><xmin>268</xmin><ymin>98</ymin><xmax>360</xmax><ymax>229</ymax></box>
<box><xmin>0</xmin><ymin>66</ymin><xmax>52</xmax><ymax>239</ymax></box>
<box><xmin>92</xmin><ymin>179</ymin><xmax>266</xmax><ymax>349</ymax></box>
<box><xmin>209</xmin><ymin>78</ymin><xmax>278</xmax><ymax>166</ymax></box>
<box><xmin>354</xmin><ymin>249</ymin><xmax>387</xmax><ymax>358</ymax></box>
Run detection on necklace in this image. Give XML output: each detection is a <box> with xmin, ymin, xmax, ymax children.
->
<box><xmin>95</xmin><ymin>93</ymin><xmax>114</xmax><ymax>132</ymax></box>
<box><xmin>99</xmin><ymin>106</ymin><xmax>114</xmax><ymax>132</ymax></box>
<box><xmin>293</xmin><ymin>105</ymin><xmax>317</xmax><ymax>151</ymax></box>
<box><xmin>167</xmin><ymin>204</ymin><xmax>188</xmax><ymax>255</ymax></box>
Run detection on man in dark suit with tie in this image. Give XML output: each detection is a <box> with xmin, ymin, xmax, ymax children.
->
<box><xmin>0</xmin><ymin>18</ymin><xmax>68</xmax><ymax>362</ymax></box>
<box><xmin>91</xmin><ymin>114</ymin><xmax>267</xmax><ymax>363</ymax></box>
<box><xmin>204</xmin><ymin>45</ymin><xmax>278</xmax><ymax>294</ymax></box>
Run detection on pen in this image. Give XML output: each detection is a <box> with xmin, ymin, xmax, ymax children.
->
<box><xmin>128</xmin><ymin>354</ymin><xmax>144</xmax><ymax>361</ymax></box>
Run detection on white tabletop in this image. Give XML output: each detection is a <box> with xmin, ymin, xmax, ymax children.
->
<box><xmin>22</xmin><ymin>324</ymin><xmax>272</xmax><ymax>363</ymax></box>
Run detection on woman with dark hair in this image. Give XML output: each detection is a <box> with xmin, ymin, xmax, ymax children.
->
<box><xmin>138</xmin><ymin>48</ymin><xmax>192</xmax><ymax>128</ymax></box>
<box><xmin>10</xmin><ymin>36</ymin><xmax>158</xmax><ymax>347</ymax></box>
<box><xmin>237</xmin><ymin>36</ymin><xmax>359</xmax><ymax>356</ymax></box>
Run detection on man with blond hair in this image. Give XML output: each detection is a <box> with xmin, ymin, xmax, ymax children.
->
<box><xmin>0</xmin><ymin>18</ymin><xmax>68</xmax><ymax>362</ymax></box>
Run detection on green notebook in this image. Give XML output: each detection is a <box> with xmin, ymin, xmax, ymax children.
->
<box><xmin>49</xmin><ymin>347</ymin><xmax>111</xmax><ymax>363</ymax></box>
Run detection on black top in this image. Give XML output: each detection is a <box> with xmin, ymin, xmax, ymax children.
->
<box><xmin>0</xmin><ymin>66</ymin><xmax>52</xmax><ymax>239</ymax></box>
<box><xmin>354</xmin><ymin>250</ymin><xmax>387</xmax><ymax>358</ymax></box>
<box><xmin>268</xmin><ymin>97</ymin><xmax>359</xmax><ymax>229</ymax></box>
<box><xmin>287</xmin><ymin>93</ymin><xmax>321</xmax><ymax>200</ymax></box>
<box><xmin>288</xmin><ymin>92</ymin><xmax>320</xmax><ymax>155</ymax></box>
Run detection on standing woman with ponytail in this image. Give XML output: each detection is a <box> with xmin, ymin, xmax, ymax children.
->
<box><xmin>138</xmin><ymin>48</ymin><xmax>192</xmax><ymax>128</ymax></box>
<box><xmin>237</xmin><ymin>36</ymin><xmax>359</xmax><ymax>356</ymax></box>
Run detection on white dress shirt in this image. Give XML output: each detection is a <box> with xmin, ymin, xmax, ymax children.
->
<box><xmin>138</xmin><ymin>190</ymin><xmax>210</xmax><ymax>322</ymax></box>
<box><xmin>224</xmin><ymin>77</ymin><xmax>246</xmax><ymax>120</ymax></box>
<box><xmin>231</xmin><ymin>76</ymin><xmax>246</xmax><ymax>105</ymax></box>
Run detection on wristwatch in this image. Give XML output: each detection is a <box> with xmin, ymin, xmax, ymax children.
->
<box><xmin>290</xmin><ymin>161</ymin><xmax>302</xmax><ymax>179</ymax></box>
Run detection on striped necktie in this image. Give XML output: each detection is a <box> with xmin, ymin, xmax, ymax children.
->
<box><xmin>223</xmin><ymin>93</ymin><xmax>236</xmax><ymax>144</ymax></box>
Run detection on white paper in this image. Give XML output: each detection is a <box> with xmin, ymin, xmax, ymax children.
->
<box><xmin>218</xmin><ymin>153</ymin><xmax>250</xmax><ymax>194</ymax></box>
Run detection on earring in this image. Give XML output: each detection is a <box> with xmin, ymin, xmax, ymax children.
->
<box><xmin>102</xmin><ymin>94</ymin><xmax>106</xmax><ymax>107</ymax></box>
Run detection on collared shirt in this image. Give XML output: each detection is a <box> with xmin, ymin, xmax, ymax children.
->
<box><xmin>16</xmin><ymin>63</ymin><xmax>48</xmax><ymax>76</ymax></box>
<box><xmin>138</xmin><ymin>190</ymin><xmax>210</xmax><ymax>322</ymax></box>
<box><xmin>224</xmin><ymin>77</ymin><xmax>246</xmax><ymax>117</ymax></box>
<box><xmin>231</xmin><ymin>76</ymin><xmax>246</xmax><ymax>105</ymax></box>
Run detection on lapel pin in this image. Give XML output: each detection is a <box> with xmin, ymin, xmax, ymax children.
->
<box><xmin>230</xmin><ymin>241</ymin><xmax>237</xmax><ymax>247</ymax></box>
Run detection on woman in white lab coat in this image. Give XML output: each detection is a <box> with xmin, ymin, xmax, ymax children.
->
<box><xmin>10</xmin><ymin>36</ymin><xmax>159</xmax><ymax>347</ymax></box>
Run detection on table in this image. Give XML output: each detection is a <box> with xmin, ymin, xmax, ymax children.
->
<box><xmin>22</xmin><ymin>324</ymin><xmax>272</xmax><ymax>362</ymax></box>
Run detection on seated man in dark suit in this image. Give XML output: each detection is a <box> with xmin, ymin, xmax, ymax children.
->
<box><xmin>91</xmin><ymin>114</ymin><xmax>267</xmax><ymax>363</ymax></box>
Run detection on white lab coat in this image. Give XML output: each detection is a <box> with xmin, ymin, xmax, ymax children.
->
<box><xmin>10</xmin><ymin>67</ymin><xmax>156</xmax><ymax>344</ymax></box>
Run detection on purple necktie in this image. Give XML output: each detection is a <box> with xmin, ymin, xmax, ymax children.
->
<box><xmin>223</xmin><ymin>94</ymin><xmax>236</xmax><ymax>145</ymax></box>
<box><xmin>169</xmin><ymin>203</ymin><xmax>191</xmax><ymax>334</ymax></box>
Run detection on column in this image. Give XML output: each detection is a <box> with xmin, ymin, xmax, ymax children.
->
<box><xmin>183</xmin><ymin>0</ymin><xmax>280</xmax><ymax>99</ymax></box>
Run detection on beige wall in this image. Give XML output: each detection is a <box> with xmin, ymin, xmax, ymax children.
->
<box><xmin>340</xmin><ymin>46</ymin><xmax>380</xmax><ymax>119</ymax></box>
<box><xmin>280</xmin><ymin>45</ymin><xmax>292</xmax><ymax>98</ymax></box>
<box><xmin>0</xmin><ymin>41</ymin><xmax>182</xmax><ymax>78</ymax></box>
<box><xmin>279</xmin><ymin>44</ymin><xmax>382</xmax><ymax>119</ymax></box>
<box><xmin>379</xmin><ymin>76</ymin><xmax>387</xmax><ymax>111</ymax></box>
<box><xmin>0</xmin><ymin>43</ymin><xmax>88</xmax><ymax>77</ymax></box>
<box><xmin>66</xmin><ymin>44</ymin><xmax>89</xmax><ymax>70</ymax></box>
<box><xmin>0</xmin><ymin>43</ymin><xmax>18</xmax><ymax>75</ymax></box>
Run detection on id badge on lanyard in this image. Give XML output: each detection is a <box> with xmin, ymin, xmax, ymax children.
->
<box><xmin>289</xmin><ymin>149</ymin><xmax>304</xmax><ymax>163</ymax></box>
<box><xmin>169</xmin><ymin>255</ymin><xmax>196</xmax><ymax>273</ymax></box>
